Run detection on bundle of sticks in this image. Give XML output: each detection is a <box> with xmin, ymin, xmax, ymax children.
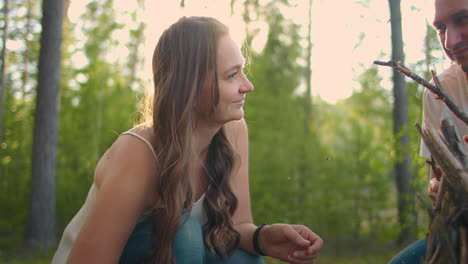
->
<box><xmin>375</xmin><ymin>60</ymin><xmax>468</xmax><ymax>264</ymax></box>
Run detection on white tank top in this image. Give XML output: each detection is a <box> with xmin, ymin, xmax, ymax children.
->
<box><xmin>51</xmin><ymin>132</ymin><xmax>206</xmax><ymax>264</ymax></box>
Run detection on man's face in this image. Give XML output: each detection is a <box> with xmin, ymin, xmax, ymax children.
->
<box><xmin>434</xmin><ymin>0</ymin><xmax>468</xmax><ymax>71</ymax></box>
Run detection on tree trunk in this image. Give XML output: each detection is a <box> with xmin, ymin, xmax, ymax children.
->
<box><xmin>24</xmin><ymin>0</ymin><xmax>63</xmax><ymax>250</ymax></box>
<box><xmin>388</xmin><ymin>0</ymin><xmax>416</xmax><ymax>245</ymax></box>
<box><xmin>21</xmin><ymin>0</ymin><xmax>32</xmax><ymax>98</ymax></box>
<box><xmin>0</xmin><ymin>0</ymin><xmax>9</xmax><ymax>143</ymax></box>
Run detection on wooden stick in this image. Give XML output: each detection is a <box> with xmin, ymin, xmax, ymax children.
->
<box><xmin>417</xmin><ymin>192</ymin><xmax>434</xmax><ymax>217</ymax></box>
<box><xmin>460</xmin><ymin>227</ymin><xmax>468</xmax><ymax>264</ymax></box>
<box><xmin>374</xmin><ymin>60</ymin><xmax>468</xmax><ymax>125</ymax></box>
<box><xmin>426</xmin><ymin>158</ymin><xmax>442</xmax><ymax>181</ymax></box>
<box><xmin>416</xmin><ymin>123</ymin><xmax>468</xmax><ymax>194</ymax></box>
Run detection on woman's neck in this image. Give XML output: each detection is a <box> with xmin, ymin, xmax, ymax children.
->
<box><xmin>195</xmin><ymin>120</ymin><xmax>222</xmax><ymax>155</ymax></box>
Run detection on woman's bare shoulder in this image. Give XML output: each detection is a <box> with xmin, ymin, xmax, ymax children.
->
<box><xmin>127</xmin><ymin>124</ymin><xmax>156</xmax><ymax>144</ymax></box>
<box><xmin>94</xmin><ymin>125</ymin><xmax>157</xmax><ymax>190</ymax></box>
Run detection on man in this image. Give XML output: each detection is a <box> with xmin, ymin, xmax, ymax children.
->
<box><xmin>422</xmin><ymin>0</ymin><xmax>468</xmax><ymax>204</ymax></box>
<box><xmin>388</xmin><ymin>0</ymin><xmax>468</xmax><ymax>263</ymax></box>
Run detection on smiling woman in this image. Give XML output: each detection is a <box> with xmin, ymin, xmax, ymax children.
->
<box><xmin>205</xmin><ymin>34</ymin><xmax>254</xmax><ymax>124</ymax></box>
<box><xmin>51</xmin><ymin>16</ymin><xmax>323</xmax><ymax>264</ymax></box>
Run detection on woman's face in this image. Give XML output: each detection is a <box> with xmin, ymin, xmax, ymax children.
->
<box><xmin>200</xmin><ymin>34</ymin><xmax>254</xmax><ymax>124</ymax></box>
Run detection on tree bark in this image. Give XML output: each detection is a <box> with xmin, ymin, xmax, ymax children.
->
<box><xmin>388</xmin><ymin>0</ymin><xmax>416</xmax><ymax>245</ymax></box>
<box><xmin>24</xmin><ymin>0</ymin><xmax>63</xmax><ymax>250</ymax></box>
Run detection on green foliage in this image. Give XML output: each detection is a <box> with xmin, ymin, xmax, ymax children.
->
<box><xmin>245</xmin><ymin>2</ymin><xmax>311</xmax><ymax>225</ymax></box>
<box><xmin>0</xmin><ymin>0</ymin><xmax>41</xmax><ymax>252</ymax></box>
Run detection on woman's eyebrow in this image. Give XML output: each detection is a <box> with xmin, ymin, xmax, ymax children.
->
<box><xmin>221</xmin><ymin>58</ymin><xmax>245</xmax><ymax>75</ymax></box>
<box><xmin>222</xmin><ymin>64</ymin><xmax>242</xmax><ymax>75</ymax></box>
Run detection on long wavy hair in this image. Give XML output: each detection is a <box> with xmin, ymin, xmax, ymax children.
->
<box><xmin>144</xmin><ymin>16</ymin><xmax>240</xmax><ymax>263</ymax></box>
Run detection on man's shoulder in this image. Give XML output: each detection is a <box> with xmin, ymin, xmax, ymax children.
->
<box><xmin>424</xmin><ymin>64</ymin><xmax>464</xmax><ymax>101</ymax></box>
<box><xmin>437</xmin><ymin>64</ymin><xmax>465</xmax><ymax>92</ymax></box>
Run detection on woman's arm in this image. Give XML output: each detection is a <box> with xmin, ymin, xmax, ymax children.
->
<box><xmin>226</xmin><ymin>119</ymin><xmax>323</xmax><ymax>263</ymax></box>
<box><xmin>225</xmin><ymin>119</ymin><xmax>257</xmax><ymax>254</ymax></box>
<box><xmin>67</xmin><ymin>133</ymin><xmax>157</xmax><ymax>264</ymax></box>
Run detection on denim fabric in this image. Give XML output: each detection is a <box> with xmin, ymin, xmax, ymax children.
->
<box><xmin>119</xmin><ymin>215</ymin><xmax>265</xmax><ymax>264</ymax></box>
<box><xmin>206</xmin><ymin>248</ymin><xmax>265</xmax><ymax>264</ymax></box>
<box><xmin>119</xmin><ymin>216</ymin><xmax>154</xmax><ymax>264</ymax></box>
<box><xmin>388</xmin><ymin>238</ymin><xmax>427</xmax><ymax>264</ymax></box>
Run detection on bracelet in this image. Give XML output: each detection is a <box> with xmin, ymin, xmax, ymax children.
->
<box><xmin>253</xmin><ymin>224</ymin><xmax>268</xmax><ymax>256</ymax></box>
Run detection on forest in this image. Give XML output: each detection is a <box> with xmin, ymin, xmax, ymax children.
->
<box><xmin>0</xmin><ymin>0</ymin><xmax>453</xmax><ymax>263</ymax></box>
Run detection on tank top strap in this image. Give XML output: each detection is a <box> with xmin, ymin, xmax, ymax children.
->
<box><xmin>121</xmin><ymin>131</ymin><xmax>157</xmax><ymax>160</ymax></box>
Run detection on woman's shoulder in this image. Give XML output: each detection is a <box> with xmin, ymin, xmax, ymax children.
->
<box><xmin>125</xmin><ymin>124</ymin><xmax>155</xmax><ymax>144</ymax></box>
<box><xmin>94</xmin><ymin>124</ymin><xmax>157</xmax><ymax>189</ymax></box>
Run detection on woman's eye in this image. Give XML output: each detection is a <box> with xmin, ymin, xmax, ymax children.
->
<box><xmin>227</xmin><ymin>71</ymin><xmax>238</xmax><ymax>79</ymax></box>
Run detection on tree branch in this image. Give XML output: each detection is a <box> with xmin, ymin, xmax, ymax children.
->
<box><xmin>374</xmin><ymin>60</ymin><xmax>468</xmax><ymax>125</ymax></box>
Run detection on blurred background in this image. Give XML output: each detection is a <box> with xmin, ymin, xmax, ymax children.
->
<box><xmin>0</xmin><ymin>0</ymin><xmax>452</xmax><ymax>263</ymax></box>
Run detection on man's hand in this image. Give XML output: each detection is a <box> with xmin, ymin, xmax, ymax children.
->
<box><xmin>428</xmin><ymin>167</ymin><xmax>441</xmax><ymax>205</ymax></box>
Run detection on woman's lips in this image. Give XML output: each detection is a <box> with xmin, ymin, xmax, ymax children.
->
<box><xmin>233</xmin><ymin>99</ymin><xmax>245</xmax><ymax>105</ymax></box>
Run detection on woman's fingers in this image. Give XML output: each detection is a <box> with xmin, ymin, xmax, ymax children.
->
<box><xmin>290</xmin><ymin>248</ymin><xmax>320</xmax><ymax>259</ymax></box>
<box><xmin>287</xmin><ymin>251</ymin><xmax>320</xmax><ymax>264</ymax></box>
<box><xmin>265</xmin><ymin>224</ymin><xmax>323</xmax><ymax>263</ymax></box>
<box><xmin>309</xmin><ymin>235</ymin><xmax>323</xmax><ymax>253</ymax></box>
<box><xmin>286</xmin><ymin>226</ymin><xmax>323</xmax><ymax>263</ymax></box>
<box><xmin>295</xmin><ymin>227</ymin><xmax>323</xmax><ymax>253</ymax></box>
<box><xmin>283</xmin><ymin>225</ymin><xmax>311</xmax><ymax>248</ymax></box>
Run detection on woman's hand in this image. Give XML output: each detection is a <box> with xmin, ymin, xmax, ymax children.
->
<box><xmin>259</xmin><ymin>224</ymin><xmax>323</xmax><ymax>264</ymax></box>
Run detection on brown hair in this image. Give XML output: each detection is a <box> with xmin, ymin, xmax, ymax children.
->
<box><xmin>146</xmin><ymin>16</ymin><xmax>240</xmax><ymax>263</ymax></box>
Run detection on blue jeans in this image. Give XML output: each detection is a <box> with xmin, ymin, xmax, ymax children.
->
<box><xmin>119</xmin><ymin>215</ymin><xmax>265</xmax><ymax>264</ymax></box>
<box><xmin>388</xmin><ymin>238</ymin><xmax>427</xmax><ymax>264</ymax></box>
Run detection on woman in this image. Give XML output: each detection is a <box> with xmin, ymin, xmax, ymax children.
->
<box><xmin>52</xmin><ymin>16</ymin><xmax>323</xmax><ymax>264</ymax></box>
